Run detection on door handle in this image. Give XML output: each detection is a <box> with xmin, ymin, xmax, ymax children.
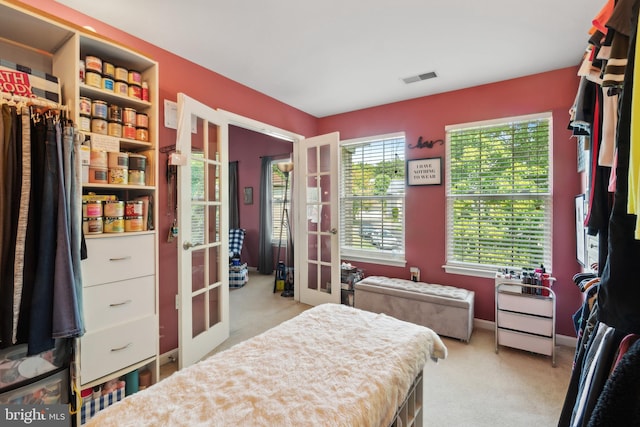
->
<box><xmin>182</xmin><ymin>241</ymin><xmax>202</xmax><ymax>250</ymax></box>
<box><xmin>110</xmin><ymin>343</ymin><xmax>132</xmax><ymax>352</ymax></box>
<box><xmin>109</xmin><ymin>300</ymin><xmax>132</xmax><ymax>307</ymax></box>
<box><xmin>329</xmin><ymin>228</ymin><xmax>338</xmax><ymax>235</ymax></box>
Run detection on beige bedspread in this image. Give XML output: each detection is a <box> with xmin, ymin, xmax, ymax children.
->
<box><xmin>86</xmin><ymin>303</ymin><xmax>447</xmax><ymax>427</ymax></box>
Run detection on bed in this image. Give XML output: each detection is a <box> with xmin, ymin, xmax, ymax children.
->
<box><xmin>85</xmin><ymin>303</ymin><xmax>447</xmax><ymax>427</ymax></box>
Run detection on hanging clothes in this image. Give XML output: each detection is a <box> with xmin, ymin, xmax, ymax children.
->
<box><xmin>66</xmin><ymin>125</ymin><xmax>85</xmax><ymax>331</ymax></box>
<box><xmin>17</xmin><ymin>109</ymin><xmax>47</xmax><ymax>345</ymax></box>
<box><xmin>0</xmin><ymin>99</ymin><xmax>84</xmax><ymax>355</ymax></box>
<box><xmin>51</xmin><ymin>119</ymin><xmax>81</xmax><ymax>339</ymax></box>
<box><xmin>27</xmin><ymin>117</ymin><xmax>81</xmax><ymax>354</ymax></box>
<box><xmin>12</xmin><ymin>107</ymin><xmax>31</xmax><ymax>343</ymax></box>
<box><xmin>598</xmin><ymin>0</ymin><xmax>640</xmax><ymax>336</ymax></box>
<box><xmin>0</xmin><ymin>104</ymin><xmax>21</xmax><ymax>347</ymax></box>
<box><xmin>569</xmin><ymin>323</ymin><xmax>626</xmax><ymax>427</ymax></box>
<box><xmin>587</xmin><ymin>336</ymin><xmax>640</xmax><ymax>426</ymax></box>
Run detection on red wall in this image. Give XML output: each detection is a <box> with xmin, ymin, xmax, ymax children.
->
<box><xmin>318</xmin><ymin>68</ymin><xmax>584</xmax><ymax>337</ymax></box>
<box><xmin>20</xmin><ymin>1</ymin><xmax>584</xmax><ymax>345</ymax></box>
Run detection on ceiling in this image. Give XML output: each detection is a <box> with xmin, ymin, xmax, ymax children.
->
<box><xmin>56</xmin><ymin>0</ymin><xmax>604</xmax><ymax>118</ymax></box>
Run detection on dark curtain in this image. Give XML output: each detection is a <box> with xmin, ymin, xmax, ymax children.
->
<box><xmin>229</xmin><ymin>161</ymin><xmax>239</xmax><ymax>229</ymax></box>
<box><xmin>258</xmin><ymin>157</ymin><xmax>273</xmax><ymax>274</ymax></box>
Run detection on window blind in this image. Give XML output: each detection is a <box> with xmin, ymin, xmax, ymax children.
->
<box><xmin>340</xmin><ymin>133</ymin><xmax>405</xmax><ymax>257</ymax></box>
<box><xmin>446</xmin><ymin>113</ymin><xmax>552</xmax><ymax>272</ymax></box>
<box><xmin>272</xmin><ymin>162</ymin><xmax>291</xmax><ymax>243</ymax></box>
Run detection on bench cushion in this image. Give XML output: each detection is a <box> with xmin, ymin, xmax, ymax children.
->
<box><xmin>355</xmin><ymin>276</ymin><xmax>473</xmax><ymax>309</ymax></box>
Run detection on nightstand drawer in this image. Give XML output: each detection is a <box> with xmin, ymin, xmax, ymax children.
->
<box><xmin>497</xmin><ymin>292</ymin><xmax>553</xmax><ymax>317</ymax></box>
<box><xmin>79</xmin><ymin>315</ymin><xmax>156</xmax><ymax>385</ymax></box>
<box><xmin>497</xmin><ymin>310</ymin><xmax>552</xmax><ymax>336</ymax></box>
<box><xmin>83</xmin><ymin>275</ymin><xmax>155</xmax><ymax>332</ymax></box>
<box><xmin>82</xmin><ymin>234</ymin><xmax>154</xmax><ymax>286</ymax></box>
<box><xmin>497</xmin><ymin>329</ymin><xmax>553</xmax><ymax>356</ymax></box>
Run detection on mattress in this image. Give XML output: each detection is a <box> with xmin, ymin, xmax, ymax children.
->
<box><xmin>86</xmin><ymin>303</ymin><xmax>447</xmax><ymax>427</ymax></box>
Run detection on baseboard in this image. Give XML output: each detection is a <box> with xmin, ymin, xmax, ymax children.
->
<box><xmin>473</xmin><ymin>318</ymin><xmax>577</xmax><ymax>348</ymax></box>
<box><xmin>159</xmin><ymin>349</ymin><xmax>179</xmax><ymax>366</ymax></box>
<box><xmin>474</xmin><ymin>318</ymin><xmax>494</xmax><ymax>331</ymax></box>
<box><xmin>556</xmin><ymin>334</ymin><xmax>578</xmax><ymax>348</ymax></box>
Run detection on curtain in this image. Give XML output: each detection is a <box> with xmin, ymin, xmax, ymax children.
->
<box><xmin>229</xmin><ymin>161</ymin><xmax>239</xmax><ymax>229</ymax></box>
<box><xmin>285</xmin><ymin>173</ymin><xmax>294</xmax><ymax>269</ymax></box>
<box><xmin>258</xmin><ymin>157</ymin><xmax>273</xmax><ymax>274</ymax></box>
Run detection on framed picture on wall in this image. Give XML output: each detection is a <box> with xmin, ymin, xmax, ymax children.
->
<box><xmin>244</xmin><ymin>187</ymin><xmax>253</xmax><ymax>205</ymax></box>
<box><xmin>575</xmin><ymin>194</ymin><xmax>586</xmax><ymax>266</ymax></box>
<box><xmin>407</xmin><ymin>157</ymin><xmax>442</xmax><ymax>186</ymax></box>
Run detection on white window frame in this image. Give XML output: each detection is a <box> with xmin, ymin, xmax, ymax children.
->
<box><xmin>443</xmin><ymin>112</ymin><xmax>553</xmax><ymax>278</ymax></box>
<box><xmin>271</xmin><ymin>159</ymin><xmax>292</xmax><ymax>246</ymax></box>
<box><xmin>340</xmin><ymin>132</ymin><xmax>406</xmax><ymax>267</ymax></box>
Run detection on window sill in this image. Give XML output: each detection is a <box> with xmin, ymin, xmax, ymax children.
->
<box><xmin>342</xmin><ymin>252</ymin><xmax>406</xmax><ymax>268</ymax></box>
<box><xmin>442</xmin><ymin>264</ymin><xmax>497</xmax><ymax>279</ymax></box>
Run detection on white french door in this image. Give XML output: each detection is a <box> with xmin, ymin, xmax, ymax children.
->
<box><xmin>176</xmin><ymin>93</ymin><xmax>229</xmax><ymax>369</ymax></box>
<box><xmin>296</xmin><ymin>132</ymin><xmax>341</xmax><ymax>306</ymax></box>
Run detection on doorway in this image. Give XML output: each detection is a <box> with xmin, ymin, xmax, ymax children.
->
<box><xmin>228</xmin><ymin>125</ymin><xmax>295</xmax><ymax>272</ymax></box>
<box><xmin>223</xmin><ymin>111</ymin><xmax>341</xmax><ymax>308</ymax></box>
<box><xmin>221</xmin><ymin>110</ymin><xmax>303</xmax><ymax>301</ymax></box>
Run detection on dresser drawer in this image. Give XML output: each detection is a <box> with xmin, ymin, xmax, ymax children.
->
<box><xmin>497</xmin><ymin>310</ymin><xmax>553</xmax><ymax>336</ymax></box>
<box><xmin>497</xmin><ymin>328</ymin><xmax>553</xmax><ymax>356</ymax></box>
<box><xmin>83</xmin><ymin>275</ymin><xmax>155</xmax><ymax>332</ymax></box>
<box><xmin>497</xmin><ymin>292</ymin><xmax>553</xmax><ymax>317</ymax></box>
<box><xmin>82</xmin><ymin>234</ymin><xmax>154</xmax><ymax>286</ymax></box>
<box><xmin>79</xmin><ymin>315</ymin><xmax>157</xmax><ymax>385</ymax></box>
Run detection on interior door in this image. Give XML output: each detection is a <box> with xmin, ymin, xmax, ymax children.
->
<box><xmin>176</xmin><ymin>93</ymin><xmax>229</xmax><ymax>369</ymax></box>
<box><xmin>296</xmin><ymin>132</ymin><xmax>341</xmax><ymax>306</ymax></box>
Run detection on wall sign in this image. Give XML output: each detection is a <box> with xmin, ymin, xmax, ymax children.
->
<box><xmin>407</xmin><ymin>157</ymin><xmax>442</xmax><ymax>186</ymax></box>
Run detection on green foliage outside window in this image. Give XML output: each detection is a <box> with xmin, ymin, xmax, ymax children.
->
<box><xmin>447</xmin><ymin>116</ymin><xmax>552</xmax><ymax>271</ymax></box>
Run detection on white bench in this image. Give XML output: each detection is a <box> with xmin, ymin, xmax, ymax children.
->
<box><xmin>354</xmin><ymin>276</ymin><xmax>474</xmax><ymax>342</ymax></box>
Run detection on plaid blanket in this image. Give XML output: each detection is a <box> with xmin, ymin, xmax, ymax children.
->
<box><xmin>229</xmin><ymin>228</ymin><xmax>245</xmax><ymax>258</ymax></box>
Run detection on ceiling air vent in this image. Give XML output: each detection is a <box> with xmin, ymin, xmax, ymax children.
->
<box><xmin>402</xmin><ymin>71</ymin><xmax>437</xmax><ymax>84</ymax></box>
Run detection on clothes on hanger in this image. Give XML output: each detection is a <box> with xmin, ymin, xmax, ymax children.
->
<box><xmin>560</xmin><ymin>1</ymin><xmax>640</xmax><ymax>425</ymax></box>
<box><xmin>0</xmin><ymin>97</ymin><xmax>83</xmax><ymax>355</ymax></box>
<box><xmin>587</xmin><ymin>336</ymin><xmax>640</xmax><ymax>426</ymax></box>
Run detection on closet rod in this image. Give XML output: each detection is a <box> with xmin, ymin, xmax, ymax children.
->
<box><xmin>0</xmin><ymin>35</ymin><xmax>53</xmax><ymax>58</ymax></box>
<box><xmin>0</xmin><ymin>91</ymin><xmax>68</xmax><ymax>111</ymax></box>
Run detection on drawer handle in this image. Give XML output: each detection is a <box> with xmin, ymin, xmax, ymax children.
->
<box><xmin>109</xmin><ymin>256</ymin><xmax>132</xmax><ymax>262</ymax></box>
<box><xmin>111</xmin><ymin>343</ymin><xmax>132</xmax><ymax>352</ymax></box>
<box><xmin>109</xmin><ymin>300</ymin><xmax>132</xmax><ymax>307</ymax></box>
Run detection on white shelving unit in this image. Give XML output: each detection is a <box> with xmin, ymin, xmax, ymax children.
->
<box><xmin>0</xmin><ymin>2</ymin><xmax>159</xmax><ymax>423</ymax></box>
<box><xmin>389</xmin><ymin>371</ymin><xmax>423</xmax><ymax>427</ymax></box>
<box><xmin>495</xmin><ymin>277</ymin><xmax>556</xmax><ymax>366</ymax></box>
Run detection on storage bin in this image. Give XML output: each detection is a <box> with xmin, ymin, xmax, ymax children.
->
<box><xmin>0</xmin><ymin>368</ymin><xmax>68</xmax><ymax>405</ymax></box>
<box><xmin>0</xmin><ymin>344</ymin><xmax>61</xmax><ymax>391</ymax></box>
<box><xmin>80</xmin><ymin>385</ymin><xmax>125</xmax><ymax>424</ymax></box>
<box><xmin>229</xmin><ymin>263</ymin><xmax>248</xmax><ymax>288</ymax></box>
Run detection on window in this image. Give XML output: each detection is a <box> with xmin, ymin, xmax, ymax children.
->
<box><xmin>271</xmin><ymin>159</ymin><xmax>292</xmax><ymax>245</ymax></box>
<box><xmin>445</xmin><ymin>113</ymin><xmax>552</xmax><ymax>276</ymax></box>
<box><xmin>340</xmin><ymin>132</ymin><xmax>405</xmax><ymax>265</ymax></box>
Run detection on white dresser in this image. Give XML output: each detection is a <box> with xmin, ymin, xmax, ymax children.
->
<box><xmin>495</xmin><ymin>277</ymin><xmax>556</xmax><ymax>366</ymax></box>
<box><xmin>80</xmin><ymin>234</ymin><xmax>157</xmax><ymax>384</ymax></box>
